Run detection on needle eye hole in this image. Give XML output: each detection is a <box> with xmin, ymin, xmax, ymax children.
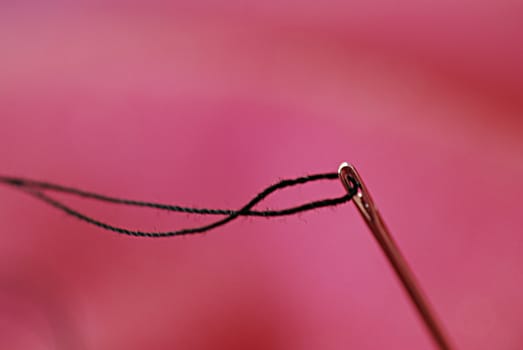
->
<box><xmin>338</xmin><ymin>163</ymin><xmax>360</xmax><ymax>197</ymax></box>
<box><xmin>344</xmin><ymin>174</ymin><xmax>360</xmax><ymax>196</ymax></box>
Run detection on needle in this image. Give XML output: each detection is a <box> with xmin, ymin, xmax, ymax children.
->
<box><xmin>338</xmin><ymin>162</ymin><xmax>454</xmax><ymax>350</ymax></box>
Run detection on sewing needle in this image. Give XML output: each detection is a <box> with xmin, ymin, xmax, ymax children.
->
<box><xmin>338</xmin><ymin>162</ymin><xmax>454</xmax><ymax>350</ymax></box>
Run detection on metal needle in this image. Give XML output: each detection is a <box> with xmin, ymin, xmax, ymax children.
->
<box><xmin>338</xmin><ymin>162</ymin><xmax>454</xmax><ymax>350</ymax></box>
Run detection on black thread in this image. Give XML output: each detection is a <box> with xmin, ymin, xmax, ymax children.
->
<box><xmin>0</xmin><ymin>173</ymin><xmax>358</xmax><ymax>238</ymax></box>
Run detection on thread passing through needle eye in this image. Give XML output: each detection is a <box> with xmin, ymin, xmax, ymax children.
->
<box><xmin>0</xmin><ymin>172</ymin><xmax>359</xmax><ymax>238</ymax></box>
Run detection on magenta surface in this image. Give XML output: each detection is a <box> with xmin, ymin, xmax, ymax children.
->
<box><xmin>1</xmin><ymin>3</ymin><xmax>522</xmax><ymax>349</ymax></box>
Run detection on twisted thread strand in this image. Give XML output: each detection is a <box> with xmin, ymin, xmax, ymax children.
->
<box><xmin>0</xmin><ymin>173</ymin><xmax>358</xmax><ymax>238</ymax></box>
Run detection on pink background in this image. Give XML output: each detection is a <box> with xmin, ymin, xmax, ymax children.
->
<box><xmin>1</xmin><ymin>2</ymin><xmax>522</xmax><ymax>349</ymax></box>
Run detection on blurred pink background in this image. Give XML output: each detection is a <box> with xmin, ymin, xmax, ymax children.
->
<box><xmin>1</xmin><ymin>1</ymin><xmax>522</xmax><ymax>349</ymax></box>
